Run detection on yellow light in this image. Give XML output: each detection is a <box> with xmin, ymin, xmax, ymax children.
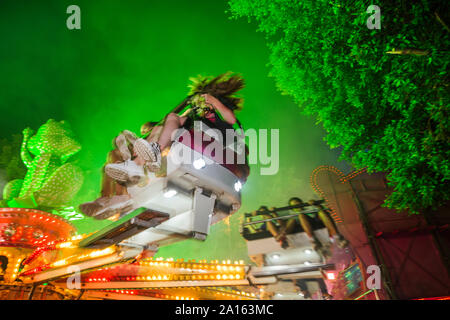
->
<box><xmin>216</xmin><ymin>275</ymin><xmax>221</xmax><ymax>280</ymax></box>
<box><xmin>235</xmin><ymin>274</ymin><xmax>241</xmax><ymax>279</ymax></box>
<box><xmin>58</xmin><ymin>242</ymin><xmax>73</xmax><ymax>248</ymax></box>
<box><xmin>222</xmin><ymin>275</ymin><xmax>228</xmax><ymax>280</ymax></box>
<box><xmin>52</xmin><ymin>259</ymin><xmax>67</xmax><ymax>267</ymax></box>
<box><xmin>229</xmin><ymin>274</ymin><xmax>234</xmax><ymax>280</ymax></box>
<box><xmin>89</xmin><ymin>247</ymin><xmax>114</xmax><ymax>258</ymax></box>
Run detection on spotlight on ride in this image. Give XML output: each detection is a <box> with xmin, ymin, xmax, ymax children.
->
<box><xmin>234</xmin><ymin>180</ymin><xmax>242</xmax><ymax>192</ymax></box>
<box><xmin>193</xmin><ymin>158</ymin><xmax>206</xmax><ymax>170</ymax></box>
<box><xmin>163</xmin><ymin>189</ymin><xmax>178</xmax><ymax>198</ymax></box>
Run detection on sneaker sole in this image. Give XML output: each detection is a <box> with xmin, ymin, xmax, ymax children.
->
<box><xmin>80</xmin><ymin>202</ymin><xmax>102</xmax><ymax>217</ymax></box>
<box><xmin>93</xmin><ymin>202</ymin><xmax>134</xmax><ymax>220</ymax></box>
<box><xmin>134</xmin><ymin>139</ymin><xmax>158</xmax><ymax>163</ymax></box>
<box><xmin>105</xmin><ymin>165</ymin><xmax>130</xmax><ymax>183</ymax></box>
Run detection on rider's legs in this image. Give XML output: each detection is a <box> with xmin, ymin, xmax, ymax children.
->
<box><xmin>157</xmin><ymin>113</ymin><xmax>188</xmax><ymax>151</ymax></box>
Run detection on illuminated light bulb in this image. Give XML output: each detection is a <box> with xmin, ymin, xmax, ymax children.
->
<box><xmin>52</xmin><ymin>259</ymin><xmax>67</xmax><ymax>267</ymax></box>
<box><xmin>89</xmin><ymin>247</ymin><xmax>114</xmax><ymax>258</ymax></box>
<box><xmin>326</xmin><ymin>272</ymin><xmax>336</xmax><ymax>280</ymax></box>
<box><xmin>164</xmin><ymin>189</ymin><xmax>177</xmax><ymax>198</ymax></box>
<box><xmin>193</xmin><ymin>158</ymin><xmax>206</xmax><ymax>170</ymax></box>
<box><xmin>216</xmin><ymin>275</ymin><xmax>221</xmax><ymax>280</ymax></box>
<box><xmin>235</xmin><ymin>274</ymin><xmax>241</xmax><ymax>279</ymax></box>
<box><xmin>229</xmin><ymin>274</ymin><xmax>234</xmax><ymax>280</ymax></box>
<box><xmin>58</xmin><ymin>242</ymin><xmax>73</xmax><ymax>248</ymax></box>
<box><xmin>222</xmin><ymin>275</ymin><xmax>228</xmax><ymax>280</ymax></box>
<box><xmin>234</xmin><ymin>180</ymin><xmax>242</xmax><ymax>192</ymax></box>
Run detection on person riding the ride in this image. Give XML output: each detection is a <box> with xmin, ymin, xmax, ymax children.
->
<box><xmin>104</xmin><ymin>72</ymin><xmax>245</xmax><ymax>184</ymax></box>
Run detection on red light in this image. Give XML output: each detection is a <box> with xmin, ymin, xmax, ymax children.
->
<box><xmin>326</xmin><ymin>272</ymin><xmax>336</xmax><ymax>280</ymax></box>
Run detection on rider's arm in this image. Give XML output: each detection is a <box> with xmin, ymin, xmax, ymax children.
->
<box><xmin>202</xmin><ymin>94</ymin><xmax>237</xmax><ymax>125</ymax></box>
<box><xmin>180</xmin><ymin>108</ymin><xmax>193</xmax><ymax>118</ymax></box>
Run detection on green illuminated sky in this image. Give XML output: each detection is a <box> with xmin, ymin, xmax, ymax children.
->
<box><xmin>0</xmin><ymin>0</ymin><xmax>350</xmax><ymax>262</ymax></box>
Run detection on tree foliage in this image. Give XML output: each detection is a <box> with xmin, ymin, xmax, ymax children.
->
<box><xmin>229</xmin><ymin>0</ymin><xmax>449</xmax><ymax>213</ymax></box>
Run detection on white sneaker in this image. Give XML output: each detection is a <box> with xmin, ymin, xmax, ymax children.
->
<box><xmin>115</xmin><ymin>134</ymin><xmax>132</xmax><ymax>161</ymax></box>
<box><xmin>105</xmin><ymin>159</ymin><xmax>145</xmax><ymax>183</ymax></box>
<box><xmin>80</xmin><ymin>195</ymin><xmax>133</xmax><ymax>219</ymax></box>
<box><xmin>134</xmin><ymin>139</ymin><xmax>161</xmax><ymax>171</ymax></box>
<box><xmin>94</xmin><ymin>198</ymin><xmax>134</xmax><ymax>220</ymax></box>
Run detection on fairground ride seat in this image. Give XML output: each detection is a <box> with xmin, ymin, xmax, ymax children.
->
<box><xmin>80</xmin><ymin>120</ymin><xmax>249</xmax><ymax>250</ymax></box>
